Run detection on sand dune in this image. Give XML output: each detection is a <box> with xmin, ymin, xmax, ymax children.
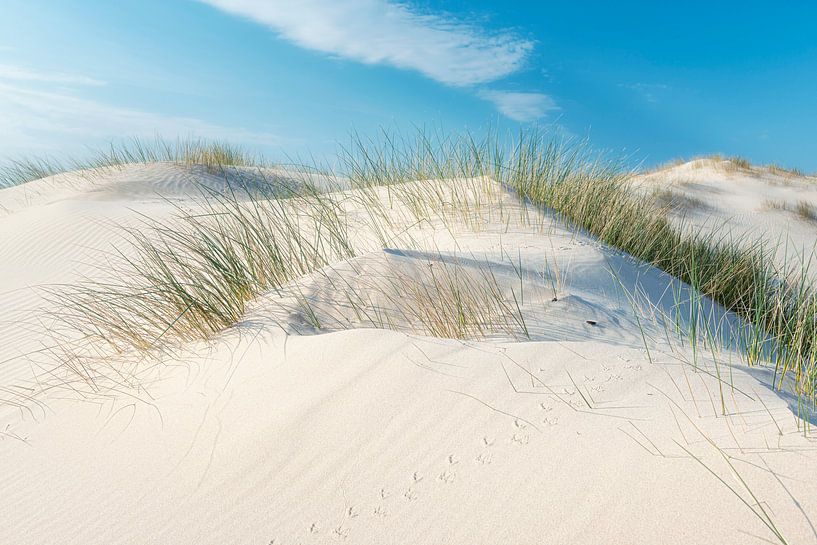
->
<box><xmin>636</xmin><ymin>158</ymin><xmax>817</xmax><ymax>270</ymax></box>
<box><xmin>1</xmin><ymin>161</ymin><xmax>816</xmax><ymax>544</ymax></box>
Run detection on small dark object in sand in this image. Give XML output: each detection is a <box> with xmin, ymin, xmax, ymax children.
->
<box><xmin>551</xmin><ymin>297</ymin><xmax>558</xmax><ymax>302</ymax></box>
<box><xmin>586</xmin><ymin>320</ymin><xmax>597</xmax><ymax>326</ymax></box>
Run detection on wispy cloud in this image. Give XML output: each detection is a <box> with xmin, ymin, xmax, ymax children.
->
<box><xmin>619</xmin><ymin>82</ymin><xmax>670</xmax><ymax>104</ymax></box>
<box><xmin>0</xmin><ymin>82</ymin><xmax>282</xmax><ymax>156</ymax></box>
<box><xmin>199</xmin><ymin>0</ymin><xmax>533</xmax><ymax>87</ymax></box>
<box><xmin>479</xmin><ymin>90</ymin><xmax>559</xmax><ymax>122</ymax></box>
<box><xmin>0</xmin><ymin>64</ymin><xmax>106</xmax><ymax>87</ymax></box>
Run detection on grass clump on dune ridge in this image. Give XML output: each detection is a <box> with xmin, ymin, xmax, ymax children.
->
<box><xmin>650</xmin><ymin>187</ymin><xmax>708</xmax><ymax>213</ymax></box>
<box><xmin>767</xmin><ymin>163</ymin><xmax>805</xmax><ymax>178</ymax></box>
<box><xmin>289</xmin><ymin>252</ymin><xmax>532</xmax><ymax>340</ymax></box>
<box><xmin>89</xmin><ymin>137</ymin><xmax>265</xmax><ymax>170</ymax></box>
<box><xmin>763</xmin><ymin>199</ymin><xmax>817</xmax><ymax>223</ymax></box>
<box><xmin>647</xmin><ymin>154</ymin><xmax>753</xmax><ymax>174</ymax></box>
<box><xmin>51</xmin><ymin>179</ymin><xmax>355</xmax><ymax>355</ymax></box>
<box><xmin>648</xmin><ymin>154</ymin><xmax>814</xmax><ymax>179</ymax></box>
<box><xmin>382</xmin><ymin>258</ymin><xmax>529</xmax><ymax>339</ymax></box>
<box><xmin>0</xmin><ymin>137</ymin><xmax>264</xmax><ymax>188</ymax></box>
<box><xmin>717</xmin><ymin>154</ymin><xmax>752</xmax><ymax>171</ymax></box>
<box><xmin>0</xmin><ymin>156</ymin><xmax>67</xmax><ymax>188</ymax></box>
<box><xmin>794</xmin><ymin>200</ymin><xmax>817</xmax><ymax>223</ymax></box>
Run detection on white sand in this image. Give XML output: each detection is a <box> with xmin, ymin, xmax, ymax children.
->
<box><xmin>1</xmin><ymin>162</ymin><xmax>816</xmax><ymax>544</ymax></box>
<box><xmin>636</xmin><ymin>159</ymin><xmax>817</xmax><ymax>271</ymax></box>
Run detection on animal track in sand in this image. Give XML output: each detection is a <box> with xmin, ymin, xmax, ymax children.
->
<box><xmin>304</xmin><ymin>507</ymin><xmax>355</xmax><ymax>542</ymax></box>
<box><xmin>513</xmin><ymin>419</ymin><xmax>528</xmax><ymax>430</ymax></box>
<box><xmin>482</xmin><ymin>436</ymin><xmax>495</xmax><ymax>446</ymax></box>
<box><xmin>403</xmin><ymin>487</ymin><xmax>419</xmax><ymax>502</ymax></box>
<box><xmin>511</xmin><ymin>433</ymin><xmax>530</xmax><ymax>445</ymax></box>
<box><xmin>412</xmin><ymin>471</ymin><xmax>424</xmax><ymax>483</ymax></box>
<box><xmin>373</xmin><ymin>505</ymin><xmax>388</xmax><ymax>518</ymax></box>
<box><xmin>437</xmin><ymin>469</ymin><xmax>456</xmax><ymax>484</ymax></box>
<box><xmin>332</xmin><ymin>525</ymin><xmax>350</xmax><ymax>540</ymax></box>
<box><xmin>475</xmin><ymin>451</ymin><xmax>493</xmax><ymax>465</ymax></box>
<box><xmin>539</xmin><ymin>403</ymin><xmax>553</xmax><ymax>412</ymax></box>
<box><xmin>544</xmin><ymin>417</ymin><xmax>559</xmax><ymax>427</ymax></box>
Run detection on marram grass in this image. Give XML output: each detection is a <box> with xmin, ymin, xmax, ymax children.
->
<box><xmin>7</xmin><ymin>129</ymin><xmax>815</xmax><ymax>406</ymax></box>
<box><xmin>341</xmin><ymin>129</ymin><xmax>817</xmax><ymax>403</ymax></box>
<box><xmin>0</xmin><ymin>137</ymin><xmax>264</xmax><ymax>188</ymax></box>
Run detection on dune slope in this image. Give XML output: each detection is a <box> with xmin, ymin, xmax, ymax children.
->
<box><xmin>1</xmin><ymin>163</ymin><xmax>816</xmax><ymax>545</ymax></box>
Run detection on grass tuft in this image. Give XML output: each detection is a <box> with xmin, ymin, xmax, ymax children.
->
<box><xmin>0</xmin><ymin>137</ymin><xmax>264</xmax><ymax>188</ymax></box>
<box><xmin>49</xmin><ymin>176</ymin><xmax>354</xmax><ymax>355</ymax></box>
<box><xmin>762</xmin><ymin>199</ymin><xmax>817</xmax><ymax>223</ymax></box>
<box><xmin>0</xmin><ymin>156</ymin><xmax>67</xmax><ymax>188</ymax></box>
<box><xmin>651</xmin><ymin>187</ymin><xmax>708</xmax><ymax>213</ymax></box>
<box><xmin>794</xmin><ymin>200</ymin><xmax>817</xmax><ymax>223</ymax></box>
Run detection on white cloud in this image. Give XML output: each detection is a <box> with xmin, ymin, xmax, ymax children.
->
<box><xmin>0</xmin><ymin>64</ymin><xmax>106</xmax><ymax>86</ymax></box>
<box><xmin>479</xmin><ymin>90</ymin><xmax>559</xmax><ymax>122</ymax></box>
<box><xmin>0</xmin><ymin>82</ymin><xmax>282</xmax><ymax>156</ymax></box>
<box><xmin>199</xmin><ymin>0</ymin><xmax>533</xmax><ymax>87</ymax></box>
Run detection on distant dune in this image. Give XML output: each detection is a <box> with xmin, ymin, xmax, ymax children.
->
<box><xmin>636</xmin><ymin>157</ymin><xmax>817</xmax><ymax>268</ymax></box>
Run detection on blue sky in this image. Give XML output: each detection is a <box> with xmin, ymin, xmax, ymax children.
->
<box><xmin>1</xmin><ymin>0</ymin><xmax>816</xmax><ymax>170</ymax></box>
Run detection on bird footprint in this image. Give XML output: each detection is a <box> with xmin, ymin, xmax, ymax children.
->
<box><xmin>437</xmin><ymin>469</ymin><xmax>456</xmax><ymax>484</ymax></box>
<box><xmin>475</xmin><ymin>452</ymin><xmax>493</xmax><ymax>465</ymax></box>
<box><xmin>332</xmin><ymin>525</ymin><xmax>350</xmax><ymax>540</ymax></box>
